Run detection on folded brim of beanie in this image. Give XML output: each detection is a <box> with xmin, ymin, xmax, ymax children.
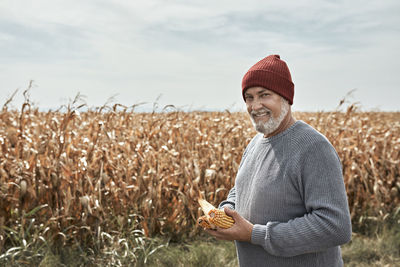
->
<box><xmin>242</xmin><ymin>69</ymin><xmax>294</xmax><ymax>105</ymax></box>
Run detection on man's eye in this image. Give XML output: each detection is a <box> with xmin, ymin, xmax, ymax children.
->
<box><xmin>261</xmin><ymin>93</ymin><xmax>269</xmax><ymax>97</ymax></box>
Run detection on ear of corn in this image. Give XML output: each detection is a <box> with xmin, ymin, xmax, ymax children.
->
<box><xmin>197</xmin><ymin>199</ymin><xmax>234</xmax><ymax>229</ymax></box>
<box><xmin>198</xmin><ymin>199</ymin><xmax>215</xmax><ymax>215</ymax></box>
<box><xmin>197</xmin><ymin>215</ymin><xmax>216</xmax><ymax>229</ymax></box>
<box><xmin>208</xmin><ymin>209</ymin><xmax>235</xmax><ymax>228</ymax></box>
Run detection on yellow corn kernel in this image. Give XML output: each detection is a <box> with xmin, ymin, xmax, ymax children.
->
<box><xmin>197</xmin><ymin>199</ymin><xmax>234</xmax><ymax>229</ymax></box>
<box><xmin>208</xmin><ymin>209</ymin><xmax>234</xmax><ymax>229</ymax></box>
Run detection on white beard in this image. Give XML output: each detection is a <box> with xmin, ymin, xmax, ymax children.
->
<box><xmin>250</xmin><ymin>98</ymin><xmax>290</xmax><ymax>136</ymax></box>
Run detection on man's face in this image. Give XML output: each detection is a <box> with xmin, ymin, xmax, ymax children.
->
<box><xmin>244</xmin><ymin>87</ymin><xmax>289</xmax><ymax>135</ymax></box>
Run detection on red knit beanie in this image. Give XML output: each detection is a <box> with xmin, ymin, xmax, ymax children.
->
<box><xmin>242</xmin><ymin>55</ymin><xmax>294</xmax><ymax>105</ymax></box>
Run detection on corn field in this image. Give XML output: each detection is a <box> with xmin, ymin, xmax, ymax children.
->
<box><xmin>0</xmin><ymin>98</ymin><xmax>399</xmax><ymax>260</ymax></box>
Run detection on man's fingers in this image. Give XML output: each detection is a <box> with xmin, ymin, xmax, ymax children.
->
<box><xmin>204</xmin><ymin>226</ymin><xmax>233</xmax><ymax>240</ymax></box>
<box><xmin>224</xmin><ymin>207</ymin><xmax>237</xmax><ymax>219</ymax></box>
<box><xmin>205</xmin><ymin>228</ymin><xmax>222</xmax><ymax>238</ymax></box>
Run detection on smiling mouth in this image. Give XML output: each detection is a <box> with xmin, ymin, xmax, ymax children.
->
<box><xmin>252</xmin><ymin>112</ymin><xmax>270</xmax><ymax>119</ymax></box>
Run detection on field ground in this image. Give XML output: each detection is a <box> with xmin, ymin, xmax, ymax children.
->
<box><xmin>136</xmin><ymin>224</ymin><xmax>400</xmax><ymax>267</ymax></box>
<box><xmin>1</xmin><ymin>223</ymin><xmax>399</xmax><ymax>266</ymax></box>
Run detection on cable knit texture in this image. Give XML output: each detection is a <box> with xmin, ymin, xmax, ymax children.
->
<box><xmin>242</xmin><ymin>55</ymin><xmax>294</xmax><ymax>104</ymax></box>
<box><xmin>219</xmin><ymin>121</ymin><xmax>352</xmax><ymax>267</ymax></box>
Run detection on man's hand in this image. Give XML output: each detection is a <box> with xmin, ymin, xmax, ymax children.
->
<box><xmin>204</xmin><ymin>207</ymin><xmax>253</xmax><ymax>242</ymax></box>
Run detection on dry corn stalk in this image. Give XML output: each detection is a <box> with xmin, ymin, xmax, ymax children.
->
<box><xmin>0</xmin><ymin>91</ymin><xmax>399</xmax><ymax>242</ymax></box>
<box><xmin>197</xmin><ymin>199</ymin><xmax>234</xmax><ymax>229</ymax></box>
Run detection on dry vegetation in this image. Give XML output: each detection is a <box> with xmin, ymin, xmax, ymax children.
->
<box><xmin>0</xmin><ymin>91</ymin><xmax>399</xmax><ymax>264</ymax></box>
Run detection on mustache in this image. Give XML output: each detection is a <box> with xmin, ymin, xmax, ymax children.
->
<box><xmin>250</xmin><ymin>109</ymin><xmax>271</xmax><ymax>116</ymax></box>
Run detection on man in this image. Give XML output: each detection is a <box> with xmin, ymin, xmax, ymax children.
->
<box><xmin>205</xmin><ymin>55</ymin><xmax>352</xmax><ymax>266</ymax></box>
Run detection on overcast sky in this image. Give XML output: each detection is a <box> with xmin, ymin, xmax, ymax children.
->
<box><xmin>1</xmin><ymin>0</ymin><xmax>399</xmax><ymax>112</ymax></box>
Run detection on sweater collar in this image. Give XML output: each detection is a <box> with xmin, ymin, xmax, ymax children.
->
<box><xmin>259</xmin><ymin>120</ymin><xmax>303</xmax><ymax>143</ymax></box>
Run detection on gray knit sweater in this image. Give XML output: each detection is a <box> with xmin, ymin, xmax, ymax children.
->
<box><xmin>219</xmin><ymin>120</ymin><xmax>352</xmax><ymax>267</ymax></box>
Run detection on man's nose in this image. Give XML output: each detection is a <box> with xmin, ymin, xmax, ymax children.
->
<box><xmin>251</xmin><ymin>98</ymin><xmax>263</xmax><ymax>110</ymax></box>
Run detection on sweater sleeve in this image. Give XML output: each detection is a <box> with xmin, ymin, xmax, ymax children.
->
<box><xmin>250</xmin><ymin>140</ymin><xmax>352</xmax><ymax>257</ymax></box>
<box><xmin>218</xmin><ymin>137</ymin><xmax>256</xmax><ymax>211</ymax></box>
<box><xmin>218</xmin><ymin>186</ymin><xmax>236</xmax><ymax>210</ymax></box>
